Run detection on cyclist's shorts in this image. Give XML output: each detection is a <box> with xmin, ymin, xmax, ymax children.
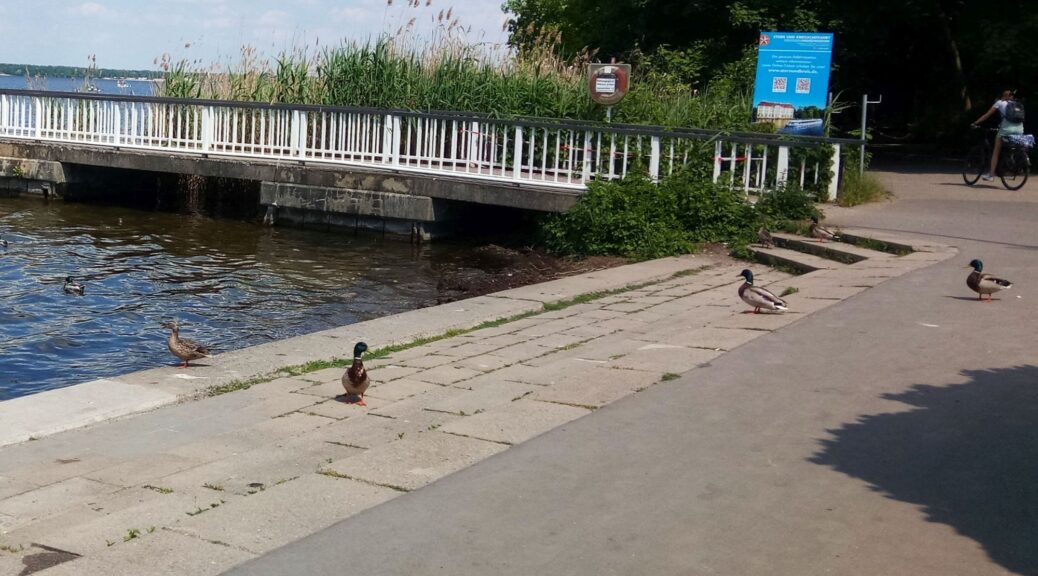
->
<box><xmin>998</xmin><ymin>121</ymin><xmax>1024</xmax><ymax>136</ymax></box>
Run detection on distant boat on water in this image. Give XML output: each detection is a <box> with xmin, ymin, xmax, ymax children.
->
<box><xmin>778</xmin><ymin>119</ymin><xmax>824</xmax><ymax>136</ymax></box>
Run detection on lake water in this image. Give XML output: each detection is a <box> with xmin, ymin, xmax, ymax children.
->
<box><xmin>0</xmin><ymin>75</ymin><xmax>157</xmax><ymax>95</ymax></box>
<box><xmin>0</xmin><ymin>197</ymin><xmax>478</xmax><ymax>400</ymax></box>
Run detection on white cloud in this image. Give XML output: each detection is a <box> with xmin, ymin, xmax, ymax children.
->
<box><xmin>258</xmin><ymin>10</ymin><xmax>289</xmax><ymax>27</ymax></box>
<box><xmin>75</xmin><ymin>2</ymin><xmax>107</xmax><ymax>16</ymax></box>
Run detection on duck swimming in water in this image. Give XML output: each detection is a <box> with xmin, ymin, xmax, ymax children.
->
<box><xmin>63</xmin><ymin>276</ymin><xmax>85</xmax><ymax>296</ymax></box>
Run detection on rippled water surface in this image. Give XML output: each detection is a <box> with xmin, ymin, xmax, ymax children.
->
<box><xmin>0</xmin><ymin>198</ymin><xmax>462</xmax><ymax>400</ymax></box>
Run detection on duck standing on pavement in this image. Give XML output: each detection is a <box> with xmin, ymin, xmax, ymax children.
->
<box><xmin>809</xmin><ymin>215</ymin><xmax>839</xmax><ymax>243</ymax></box>
<box><xmin>966</xmin><ymin>259</ymin><xmax>1013</xmax><ymax>302</ymax></box>
<box><xmin>162</xmin><ymin>321</ymin><xmax>211</xmax><ymax>367</ymax></box>
<box><xmin>737</xmin><ymin>269</ymin><xmax>788</xmax><ymax>314</ymax></box>
<box><xmin>342</xmin><ymin>342</ymin><xmax>370</xmax><ymax>406</ymax></box>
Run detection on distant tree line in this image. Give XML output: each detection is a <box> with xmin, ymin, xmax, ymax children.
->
<box><xmin>0</xmin><ymin>63</ymin><xmax>162</xmax><ymax>79</ymax></box>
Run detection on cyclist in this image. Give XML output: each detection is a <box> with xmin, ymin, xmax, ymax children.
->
<box><xmin>971</xmin><ymin>90</ymin><xmax>1024</xmax><ymax>180</ymax></box>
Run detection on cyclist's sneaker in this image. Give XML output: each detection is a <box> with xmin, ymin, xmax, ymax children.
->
<box><xmin>981</xmin><ymin>173</ymin><xmax>994</xmax><ymax>181</ymax></box>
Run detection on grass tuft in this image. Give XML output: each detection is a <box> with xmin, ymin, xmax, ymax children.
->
<box><xmin>838</xmin><ymin>170</ymin><xmax>890</xmax><ymax>207</ymax></box>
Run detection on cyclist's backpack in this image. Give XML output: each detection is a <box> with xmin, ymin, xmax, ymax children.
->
<box><xmin>1004</xmin><ymin>100</ymin><xmax>1025</xmax><ymax>123</ymax></box>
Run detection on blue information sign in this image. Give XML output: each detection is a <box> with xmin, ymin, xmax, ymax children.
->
<box><xmin>751</xmin><ymin>31</ymin><xmax>833</xmax><ymax>136</ymax></box>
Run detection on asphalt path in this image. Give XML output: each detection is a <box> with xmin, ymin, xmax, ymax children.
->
<box><xmin>228</xmin><ymin>166</ymin><xmax>1038</xmax><ymax>576</ymax></box>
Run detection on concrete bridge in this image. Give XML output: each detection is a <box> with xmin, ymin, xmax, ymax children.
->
<box><xmin>0</xmin><ymin>89</ymin><xmax>854</xmax><ymax>236</ymax></box>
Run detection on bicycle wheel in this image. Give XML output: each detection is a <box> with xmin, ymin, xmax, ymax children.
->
<box><xmin>962</xmin><ymin>144</ymin><xmax>985</xmax><ymax>185</ymax></box>
<box><xmin>1000</xmin><ymin>147</ymin><xmax>1030</xmax><ymax>190</ymax></box>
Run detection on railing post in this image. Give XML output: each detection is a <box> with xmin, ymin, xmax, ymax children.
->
<box><xmin>201</xmin><ymin>106</ymin><xmax>213</xmax><ymax>152</ymax></box>
<box><xmin>581</xmin><ymin>131</ymin><xmax>593</xmax><ymax>183</ymax></box>
<box><xmin>381</xmin><ymin>114</ymin><xmax>393</xmax><ymax>164</ymax></box>
<box><xmin>113</xmin><ymin>103</ymin><xmax>121</xmax><ymax>145</ymax></box>
<box><xmin>775</xmin><ymin>146</ymin><xmax>789</xmax><ymax>187</ymax></box>
<box><xmin>468</xmin><ymin>121</ymin><xmax>480</xmax><ymax>167</ymax></box>
<box><xmin>649</xmin><ymin>136</ymin><xmax>660</xmax><ymax>183</ymax></box>
<box><xmin>391</xmin><ymin>115</ymin><xmax>401</xmax><ymax>165</ymax></box>
<box><xmin>290</xmin><ymin>110</ymin><xmax>302</xmax><ymax>157</ymax></box>
<box><xmin>513</xmin><ymin>126</ymin><xmax>523</xmax><ymax>180</ymax></box>
<box><xmin>713</xmin><ymin>140</ymin><xmax>722</xmax><ymax>183</ymax></box>
<box><xmin>0</xmin><ymin>95</ymin><xmax>7</xmax><ymax>135</ymax></box>
<box><xmin>827</xmin><ymin>143</ymin><xmax>841</xmax><ymax>201</ymax></box>
<box><xmin>33</xmin><ymin>97</ymin><xmax>42</xmax><ymax>139</ymax></box>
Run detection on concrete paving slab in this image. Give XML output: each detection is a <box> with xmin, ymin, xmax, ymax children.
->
<box><xmin>296</xmin><ymin>399</ymin><xmax>359</xmax><ymax>421</ymax></box>
<box><xmin>450</xmin><ymin>353</ymin><xmax>515</xmax><ymax>373</ymax></box>
<box><xmin>308</xmin><ymin>411</ymin><xmax>459</xmax><ymax>450</ymax></box>
<box><xmin>425</xmin><ymin>380</ymin><xmax>540</xmax><ymax>416</ymax></box>
<box><xmin>240</xmin><ymin>390</ymin><xmax>327</xmax><ymax>418</ymax></box>
<box><xmin>718</xmin><ymin>310</ymin><xmax>802</xmax><ymax>331</ymax></box>
<box><xmin>396</xmin><ymin>353</ymin><xmax>457</xmax><ymax>369</ymax></box>
<box><xmin>297</xmin><ymin>367</ymin><xmax>344</xmax><ymax>384</ymax></box>
<box><xmin>365</xmin><ymin>378</ymin><xmax>442</xmax><ymax>401</ymax></box>
<box><xmin>465</xmin><ymin>332</ymin><xmax>535</xmax><ymax>349</ymax></box>
<box><xmin>409</xmin><ymin>364</ymin><xmax>484</xmax><ymax>386</ymax></box>
<box><xmin>290</xmin><ymin>379</ymin><xmax>345</xmax><ymax>398</ymax></box>
<box><xmin>606</xmin><ymin>344</ymin><xmax>721</xmax><ymax>374</ymax></box>
<box><xmin>368</xmin><ymin>387</ymin><xmax>466</xmax><ymax>419</ymax></box>
<box><xmin>657</xmin><ymin>326</ymin><xmax>767</xmax><ymax>351</ymax></box>
<box><xmin>0</xmin><ymin>476</ymin><xmax>38</xmax><ymax>501</ymax></box>
<box><xmin>440</xmin><ymin>400</ymin><xmax>591</xmax><ymax>445</ymax></box>
<box><xmin>530</xmin><ymin>367</ymin><xmax>660</xmax><ymax>408</ymax></box>
<box><xmin>322</xmin><ymin>431</ymin><xmax>507</xmax><ymax>491</ymax></box>
<box><xmin>0</xmin><ymin>379</ymin><xmax>178</xmax><ymax>448</ymax></box>
<box><xmin>84</xmin><ymin>453</ymin><xmax>206</xmax><ymax>488</ymax></box>
<box><xmin>36</xmin><ymin>529</ymin><xmax>256</xmax><ymax>576</ymax></box>
<box><xmin>574</xmin><ymin>308</ymin><xmax>629</xmax><ymax>321</ymax></box>
<box><xmin>486</xmin><ymin>255</ymin><xmax>710</xmax><ymax>304</ymax></box>
<box><xmin>30</xmin><ymin>492</ymin><xmax>201</xmax><ymax>555</ymax></box>
<box><xmin>368</xmin><ymin>364</ymin><xmax>422</xmax><ymax>382</ymax></box>
<box><xmin>433</xmin><ymin>341</ymin><xmax>506</xmax><ymax>358</ymax></box>
<box><xmin>171</xmin><ymin>474</ymin><xmax>398</xmax><ymax>555</ymax></box>
<box><xmin>560</xmin><ymin>323</ymin><xmax>620</xmax><ymax>339</ymax></box>
<box><xmin>490</xmin><ymin>340</ymin><xmax>556</xmax><ymax>362</ymax></box>
<box><xmin>0</xmin><ymin>477</ymin><xmax>121</xmax><ymax>524</ymax></box>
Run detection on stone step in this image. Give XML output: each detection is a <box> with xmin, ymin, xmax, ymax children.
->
<box><xmin>835</xmin><ymin>230</ymin><xmax>916</xmax><ymax>256</ymax></box>
<box><xmin>748</xmin><ymin>245</ymin><xmax>845</xmax><ymax>273</ymax></box>
<box><xmin>769</xmin><ymin>232</ymin><xmax>895</xmax><ymax>264</ymax></box>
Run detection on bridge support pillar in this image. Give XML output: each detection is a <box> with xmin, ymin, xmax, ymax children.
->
<box><xmin>260</xmin><ymin>182</ymin><xmax>458</xmax><ymax>240</ymax></box>
<box><xmin>0</xmin><ymin>156</ymin><xmax>67</xmax><ymax>198</ymax></box>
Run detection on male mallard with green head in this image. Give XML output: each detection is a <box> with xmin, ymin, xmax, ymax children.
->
<box><xmin>161</xmin><ymin>321</ymin><xmax>211</xmax><ymax>367</ymax></box>
<box><xmin>966</xmin><ymin>259</ymin><xmax>1013</xmax><ymax>302</ymax></box>
<box><xmin>63</xmin><ymin>275</ymin><xmax>85</xmax><ymax>296</ymax></box>
<box><xmin>738</xmin><ymin>269</ymin><xmax>787</xmax><ymax>313</ymax></box>
<box><xmin>809</xmin><ymin>215</ymin><xmax>839</xmax><ymax>243</ymax></box>
<box><xmin>342</xmin><ymin>342</ymin><xmax>370</xmax><ymax>405</ymax></box>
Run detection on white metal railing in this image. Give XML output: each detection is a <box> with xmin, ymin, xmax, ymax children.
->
<box><xmin>0</xmin><ymin>90</ymin><xmax>850</xmax><ymax>194</ymax></box>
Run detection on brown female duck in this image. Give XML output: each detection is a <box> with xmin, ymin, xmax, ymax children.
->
<box><xmin>162</xmin><ymin>321</ymin><xmax>211</xmax><ymax>367</ymax></box>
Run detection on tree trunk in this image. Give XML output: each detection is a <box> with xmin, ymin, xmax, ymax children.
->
<box><xmin>935</xmin><ymin>0</ymin><xmax>971</xmax><ymax>111</ymax></box>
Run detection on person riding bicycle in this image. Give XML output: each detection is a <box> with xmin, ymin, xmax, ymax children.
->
<box><xmin>971</xmin><ymin>90</ymin><xmax>1024</xmax><ymax>180</ymax></box>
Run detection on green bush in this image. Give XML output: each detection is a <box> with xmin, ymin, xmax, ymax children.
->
<box><xmin>755</xmin><ymin>185</ymin><xmax>820</xmax><ymax>222</ymax></box>
<box><xmin>838</xmin><ymin>169</ymin><xmax>889</xmax><ymax>207</ymax></box>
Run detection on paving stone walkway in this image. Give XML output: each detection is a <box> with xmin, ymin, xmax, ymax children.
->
<box><xmin>0</xmin><ymin>232</ymin><xmax>954</xmax><ymax>576</ymax></box>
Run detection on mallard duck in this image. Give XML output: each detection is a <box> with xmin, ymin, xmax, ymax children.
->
<box><xmin>809</xmin><ymin>215</ymin><xmax>839</xmax><ymax>242</ymax></box>
<box><xmin>966</xmin><ymin>259</ymin><xmax>1013</xmax><ymax>302</ymax></box>
<box><xmin>738</xmin><ymin>269</ymin><xmax>787</xmax><ymax>313</ymax></box>
<box><xmin>162</xmin><ymin>321</ymin><xmax>211</xmax><ymax>367</ymax></box>
<box><xmin>63</xmin><ymin>275</ymin><xmax>85</xmax><ymax>296</ymax></box>
<box><xmin>757</xmin><ymin>226</ymin><xmax>775</xmax><ymax>248</ymax></box>
<box><xmin>342</xmin><ymin>341</ymin><xmax>370</xmax><ymax>405</ymax></box>
<box><xmin>1</xmin><ymin>235</ymin><xmax>7</xmax><ymax>248</ymax></box>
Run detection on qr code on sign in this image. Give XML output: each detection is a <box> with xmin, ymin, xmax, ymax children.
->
<box><xmin>796</xmin><ymin>78</ymin><xmax>811</xmax><ymax>94</ymax></box>
<box><xmin>772</xmin><ymin>77</ymin><xmax>787</xmax><ymax>93</ymax></box>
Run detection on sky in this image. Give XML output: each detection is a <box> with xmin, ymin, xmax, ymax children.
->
<box><xmin>0</xmin><ymin>0</ymin><xmax>512</xmax><ymax>71</ymax></box>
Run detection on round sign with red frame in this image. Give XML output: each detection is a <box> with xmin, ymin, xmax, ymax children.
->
<box><xmin>588</xmin><ymin>63</ymin><xmax>631</xmax><ymax>106</ymax></box>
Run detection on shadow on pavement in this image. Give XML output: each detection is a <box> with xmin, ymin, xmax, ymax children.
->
<box><xmin>812</xmin><ymin>366</ymin><xmax>1038</xmax><ymax>575</ymax></box>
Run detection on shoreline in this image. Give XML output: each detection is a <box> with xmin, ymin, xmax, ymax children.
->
<box><xmin>0</xmin><ymin>255</ymin><xmax>703</xmax><ymax>448</ymax></box>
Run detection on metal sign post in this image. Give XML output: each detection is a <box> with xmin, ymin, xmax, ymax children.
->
<box><xmin>860</xmin><ymin>93</ymin><xmax>882</xmax><ymax>174</ymax></box>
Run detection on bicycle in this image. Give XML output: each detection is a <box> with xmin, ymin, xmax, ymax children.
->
<box><xmin>963</xmin><ymin>127</ymin><xmax>1031</xmax><ymax>190</ymax></box>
